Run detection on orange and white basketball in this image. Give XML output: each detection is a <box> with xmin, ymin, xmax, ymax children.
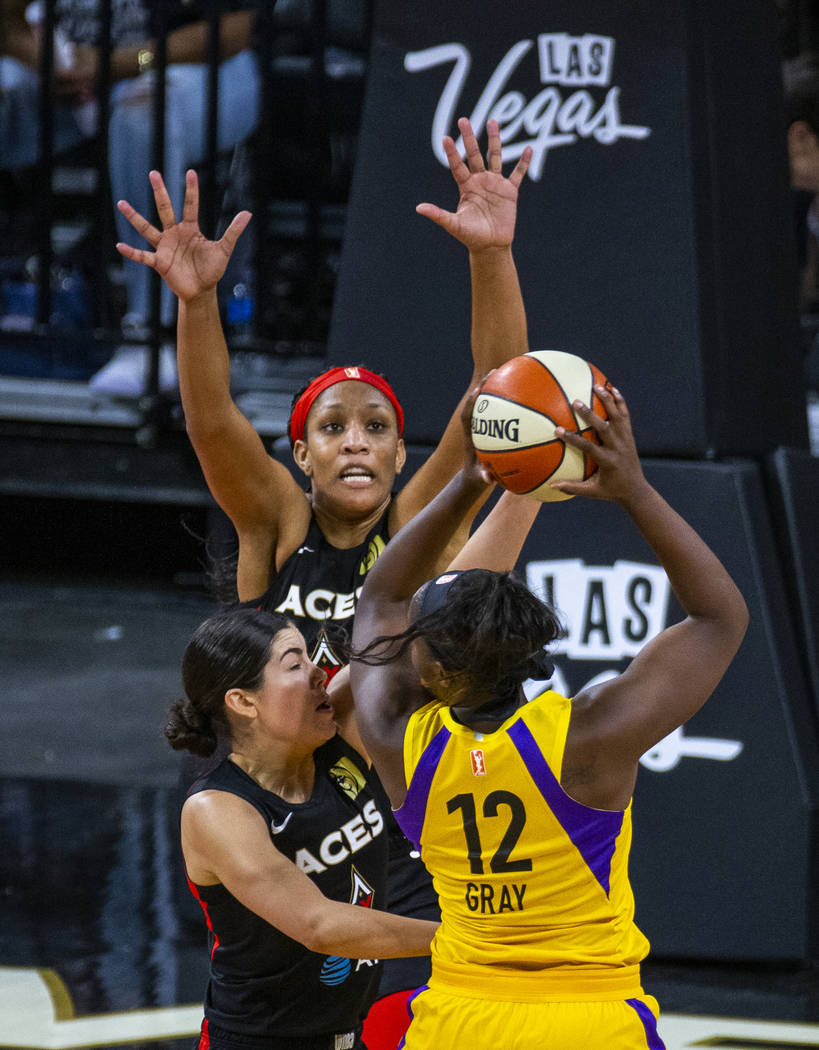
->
<box><xmin>471</xmin><ymin>350</ymin><xmax>611</xmax><ymax>502</ymax></box>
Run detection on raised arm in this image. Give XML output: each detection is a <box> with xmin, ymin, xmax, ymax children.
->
<box><xmin>447</xmin><ymin>490</ymin><xmax>541</xmax><ymax>573</ymax></box>
<box><xmin>116</xmin><ymin>170</ymin><xmax>309</xmax><ymax>598</ymax></box>
<box><xmin>555</xmin><ymin>387</ymin><xmax>749</xmax><ymax>809</ymax></box>
<box><xmin>182</xmin><ymin>791</ymin><xmax>437</xmax><ymax>958</ymax></box>
<box><xmin>351</xmin><ymin>397</ymin><xmax>495</xmax><ymax>799</ymax></box>
<box><xmin>392</xmin><ymin>118</ymin><xmax>533</xmax><ymax>537</ymax></box>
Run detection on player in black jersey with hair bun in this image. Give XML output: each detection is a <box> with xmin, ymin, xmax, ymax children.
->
<box><xmin>166</xmin><ymin>607</ymin><xmax>439</xmax><ymax>1050</ymax></box>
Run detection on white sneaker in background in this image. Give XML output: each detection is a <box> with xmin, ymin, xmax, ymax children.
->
<box><xmin>88</xmin><ymin>344</ymin><xmax>178</xmax><ymax>397</ymax></box>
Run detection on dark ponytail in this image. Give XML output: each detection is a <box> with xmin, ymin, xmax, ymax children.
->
<box><xmin>165</xmin><ymin>608</ymin><xmax>291</xmax><ymax>756</ymax></box>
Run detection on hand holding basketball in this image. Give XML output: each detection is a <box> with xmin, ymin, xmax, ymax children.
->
<box><xmin>470</xmin><ymin>350</ymin><xmax>612</xmax><ymax>501</ymax></box>
<box><xmin>551</xmin><ymin>385</ymin><xmax>648</xmax><ymax>505</ymax></box>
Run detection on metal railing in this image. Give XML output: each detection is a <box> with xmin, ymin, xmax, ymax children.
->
<box><xmin>0</xmin><ymin>0</ymin><xmax>371</xmax><ymax>437</ymax></box>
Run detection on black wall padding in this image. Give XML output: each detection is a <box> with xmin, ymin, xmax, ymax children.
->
<box><xmin>328</xmin><ymin>0</ymin><xmax>808</xmax><ymax>455</ymax></box>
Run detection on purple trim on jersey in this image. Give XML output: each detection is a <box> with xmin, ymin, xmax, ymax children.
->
<box><xmin>506</xmin><ymin>719</ymin><xmax>623</xmax><ymax>896</ymax></box>
<box><xmin>393</xmin><ymin>726</ymin><xmax>451</xmax><ymax>848</ymax></box>
<box><xmin>397</xmin><ymin>984</ymin><xmax>429</xmax><ymax>1050</ymax></box>
<box><xmin>626</xmin><ymin>998</ymin><xmax>666</xmax><ymax>1049</ymax></box>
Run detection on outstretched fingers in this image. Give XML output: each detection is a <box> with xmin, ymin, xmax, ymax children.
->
<box><xmin>220</xmin><ymin>209</ymin><xmax>253</xmax><ymax>254</ymax></box>
<box><xmin>442</xmin><ymin>134</ymin><xmax>471</xmax><ymax>186</ymax></box>
<box><xmin>181</xmin><ymin>168</ymin><xmax>199</xmax><ymax>226</ymax></box>
<box><xmin>116</xmin><ymin>198</ymin><xmax>161</xmax><ymax>248</ymax></box>
<box><xmin>508</xmin><ymin>144</ymin><xmax>533</xmax><ymax>188</ymax></box>
<box><xmin>486</xmin><ymin>119</ymin><xmax>502</xmax><ymax>173</ymax></box>
<box><xmin>149</xmin><ymin>170</ymin><xmax>177</xmax><ymax>230</ymax></box>
<box><xmin>115</xmin><ymin>241</ymin><xmax>157</xmax><ymax>268</ymax></box>
<box><xmin>415</xmin><ymin>201</ymin><xmax>456</xmax><ymax>232</ymax></box>
<box><xmin>458</xmin><ymin>116</ymin><xmax>486</xmax><ymax>174</ymax></box>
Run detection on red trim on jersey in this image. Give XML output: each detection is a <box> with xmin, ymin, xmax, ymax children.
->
<box><xmin>187</xmin><ymin>875</ymin><xmax>221</xmax><ymax>959</ymax></box>
<box><xmin>198</xmin><ymin>1017</ymin><xmax>210</xmax><ymax>1050</ymax></box>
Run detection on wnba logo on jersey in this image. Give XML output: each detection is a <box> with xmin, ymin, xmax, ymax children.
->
<box><xmin>470</xmin><ymin>749</ymin><xmax>487</xmax><ymax>776</ymax></box>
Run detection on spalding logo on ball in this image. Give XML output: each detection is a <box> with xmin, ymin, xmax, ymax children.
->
<box><xmin>471</xmin><ymin>349</ymin><xmax>611</xmax><ymax>502</ymax></box>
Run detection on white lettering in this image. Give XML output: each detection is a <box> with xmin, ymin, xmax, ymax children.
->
<box><xmin>536</xmin><ymin>33</ymin><xmax>614</xmax><ymax>85</ymax></box>
<box><xmin>525</xmin><ymin>667</ymin><xmax>744</xmax><ymax>773</ymax></box>
<box><xmin>640</xmin><ymin>727</ymin><xmax>743</xmax><ymax>772</ymax></box>
<box><xmin>275</xmin><ymin>584</ymin><xmax>305</xmax><ymax>619</ymax></box>
<box><xmin>404</xmin><ymin>34</ymin><xmax>651</xmax><ymax>181</ymax></box>
<box><xmin>333</xmin><ymin>591</ymin><xmax>357</xmax><ymax>620</ymax></box>
<box><xmin>363</xmin><ymin>798</ymin><xmax>384</xmax><ymax>838</ymax></box>
<box><xmin>319</xmin><ymin>831</ymin><xmax>350</xmax><ymax>866</ymax></box>
<box><xmin>296</xmin><ymin>848</ymin><xmax>326</xmax><ymax>875</ymax></box>
<box><xmin>525</xmin><ymin>558</ymin><xmax>670</xmax><ymax>660</ymax></box>
<box><xmin>341</xmin><ymin>815</ymin><xmax>371</xmax><ymax>853</ymax></box>
<box><xmin>305</xmin><ymin>589</ymin><xmax>335</xmax><ymax>620</ymax></box>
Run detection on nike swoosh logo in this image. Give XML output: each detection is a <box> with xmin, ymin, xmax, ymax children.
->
<box><xmin>270</xmin><ymin>813</ymin><xmax>293</xmax><ymax>835</ymax></box>
<box><xmin>297</xmin><ymin>546</ymin><xmax>315</xmax><ymax>554</ymax></box>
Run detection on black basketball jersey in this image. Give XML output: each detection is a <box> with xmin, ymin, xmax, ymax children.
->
<box><xmin>244</xmin><ymin>505</ymin><xmax>440</xmax><ymax>998</ymax></box>
<box><xmin>246</xmin><ymin>510</ymin><xmax>391</xmax><ymax>679</ymax></box>
<box><xmin>186</xmin><ymin>736</ymin><xmax>387</xmax><ymax>1039</ymax></box>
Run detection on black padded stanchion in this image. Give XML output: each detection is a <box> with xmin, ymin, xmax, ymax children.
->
<box><xmin>516</xmin><ymin>458</ymin><xmax>819</xmax><ymax>962</ymax></box>
<box><xmin>327</xmin><ymin>0</ymin><xmax>808</xmax><ymax>456</ymax></box>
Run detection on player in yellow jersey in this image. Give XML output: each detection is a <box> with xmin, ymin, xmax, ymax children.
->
<box><xmin>349</xmin><ymin>384</ymin><xmax>749</xmax><ymax>1049</ymax></box>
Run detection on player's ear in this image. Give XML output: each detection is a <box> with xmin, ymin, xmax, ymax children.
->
<box><xmin>394</xmin><ymin>438</ymin><xmax>406</xmax><ymax>475</ymax></box>
<box><xmin>293</xmin><ymin>439</ymin><xmax>312</xmax><ymax>477</ymax></box>
<box><xmin>225</xmin><ymin>688</ymin><xmax>257</xmax><ymax>720</ymax></box>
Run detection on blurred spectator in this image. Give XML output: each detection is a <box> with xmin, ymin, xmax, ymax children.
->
<box><xmin>783</xmin><ymin>53</ymin><xmax>819</xmax><ymax>391</ymax></box>
<box><xmin>784</xmin><ymin>55</ymin><xmax>819</xmax><ymax>303</ymax></box>
<box><xmin>0</xmin><ymin>0</ymin><xmax>261</xmax><ymax>393</ymax></box>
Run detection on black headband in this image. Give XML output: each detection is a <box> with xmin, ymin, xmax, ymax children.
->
<box><xmin>418</xmin><ymin>570</ymin><xmax>468</xmax><ymax>618</ymax></box>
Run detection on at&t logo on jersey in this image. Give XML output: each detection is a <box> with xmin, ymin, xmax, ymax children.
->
<box><xmin>405</xmin><ymin>32</ymin><xmax>650</xmax><ymax>180</ymax></box>
<box><xmin>319</xmin><ymin>867</ymin><xmax>378</xmax><ymax>987</ymax></box>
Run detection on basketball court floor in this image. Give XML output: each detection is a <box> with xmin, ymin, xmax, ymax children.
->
<box><xmin>2</xmin><ymin>572</ymin><xmax>818</xmax><ymax>1050</ymax></box>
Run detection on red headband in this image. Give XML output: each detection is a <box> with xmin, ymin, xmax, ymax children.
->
<box><xmin>289</xmin><ymin>366</ymin><xmax>405</xmax><ymax>443</ymax></box>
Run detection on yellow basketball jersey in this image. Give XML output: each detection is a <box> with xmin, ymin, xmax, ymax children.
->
<box><xmin>395</xmin><ymin>692</ymin><xmax>651</xmax><ymax>1001</ymax></box>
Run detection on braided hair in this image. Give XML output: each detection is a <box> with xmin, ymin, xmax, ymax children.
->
<box><xmin>353</xmin><ymin>569</ymin><xmax>563</xmax><ymax>710</ymax></box>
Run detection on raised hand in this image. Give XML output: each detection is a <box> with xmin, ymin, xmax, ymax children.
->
<box><xmin>115</xmin><ymin>169</ymin><xmax>251</xmax><ymax>303</ymax></box>
<box><xmin>551</xmin><ymin>386</ymin><xmax>650</xmax><ymax>506</ymax></box>
<box><xmin>416</xmin><ymin>118</ymin><xmax>532</xmax><ymax>251</ymax></box>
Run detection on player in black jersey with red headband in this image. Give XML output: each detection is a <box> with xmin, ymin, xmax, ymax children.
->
<box><xmin>165</xmin><ymin>608</ymin><xmax>439</xmax><ymax>1050</ymax></box>
<box><xmin>118</xmin><ymin>118</ymin><xmax>531</xmax><ymax>1048</ymax></box>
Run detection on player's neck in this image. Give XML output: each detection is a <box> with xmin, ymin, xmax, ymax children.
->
<box><xmin>450</xmin><ymin>690</ymin><xmax>526</xmax><ymax>733</ymax></box>
<box><xmin>229</xmin><ymin>748</ymin><xmax>317</xmax><ymax>803</ymax></box>
<box><xmin>310</xmin><ymin>497</ymin><xmax>389</xmax><ymax>549</ymax></box>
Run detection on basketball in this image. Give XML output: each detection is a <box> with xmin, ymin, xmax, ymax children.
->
<box><xmin>471</xmin><ymin>350</ymin><xmax>611</xmax><ymax>502</ymax></box>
